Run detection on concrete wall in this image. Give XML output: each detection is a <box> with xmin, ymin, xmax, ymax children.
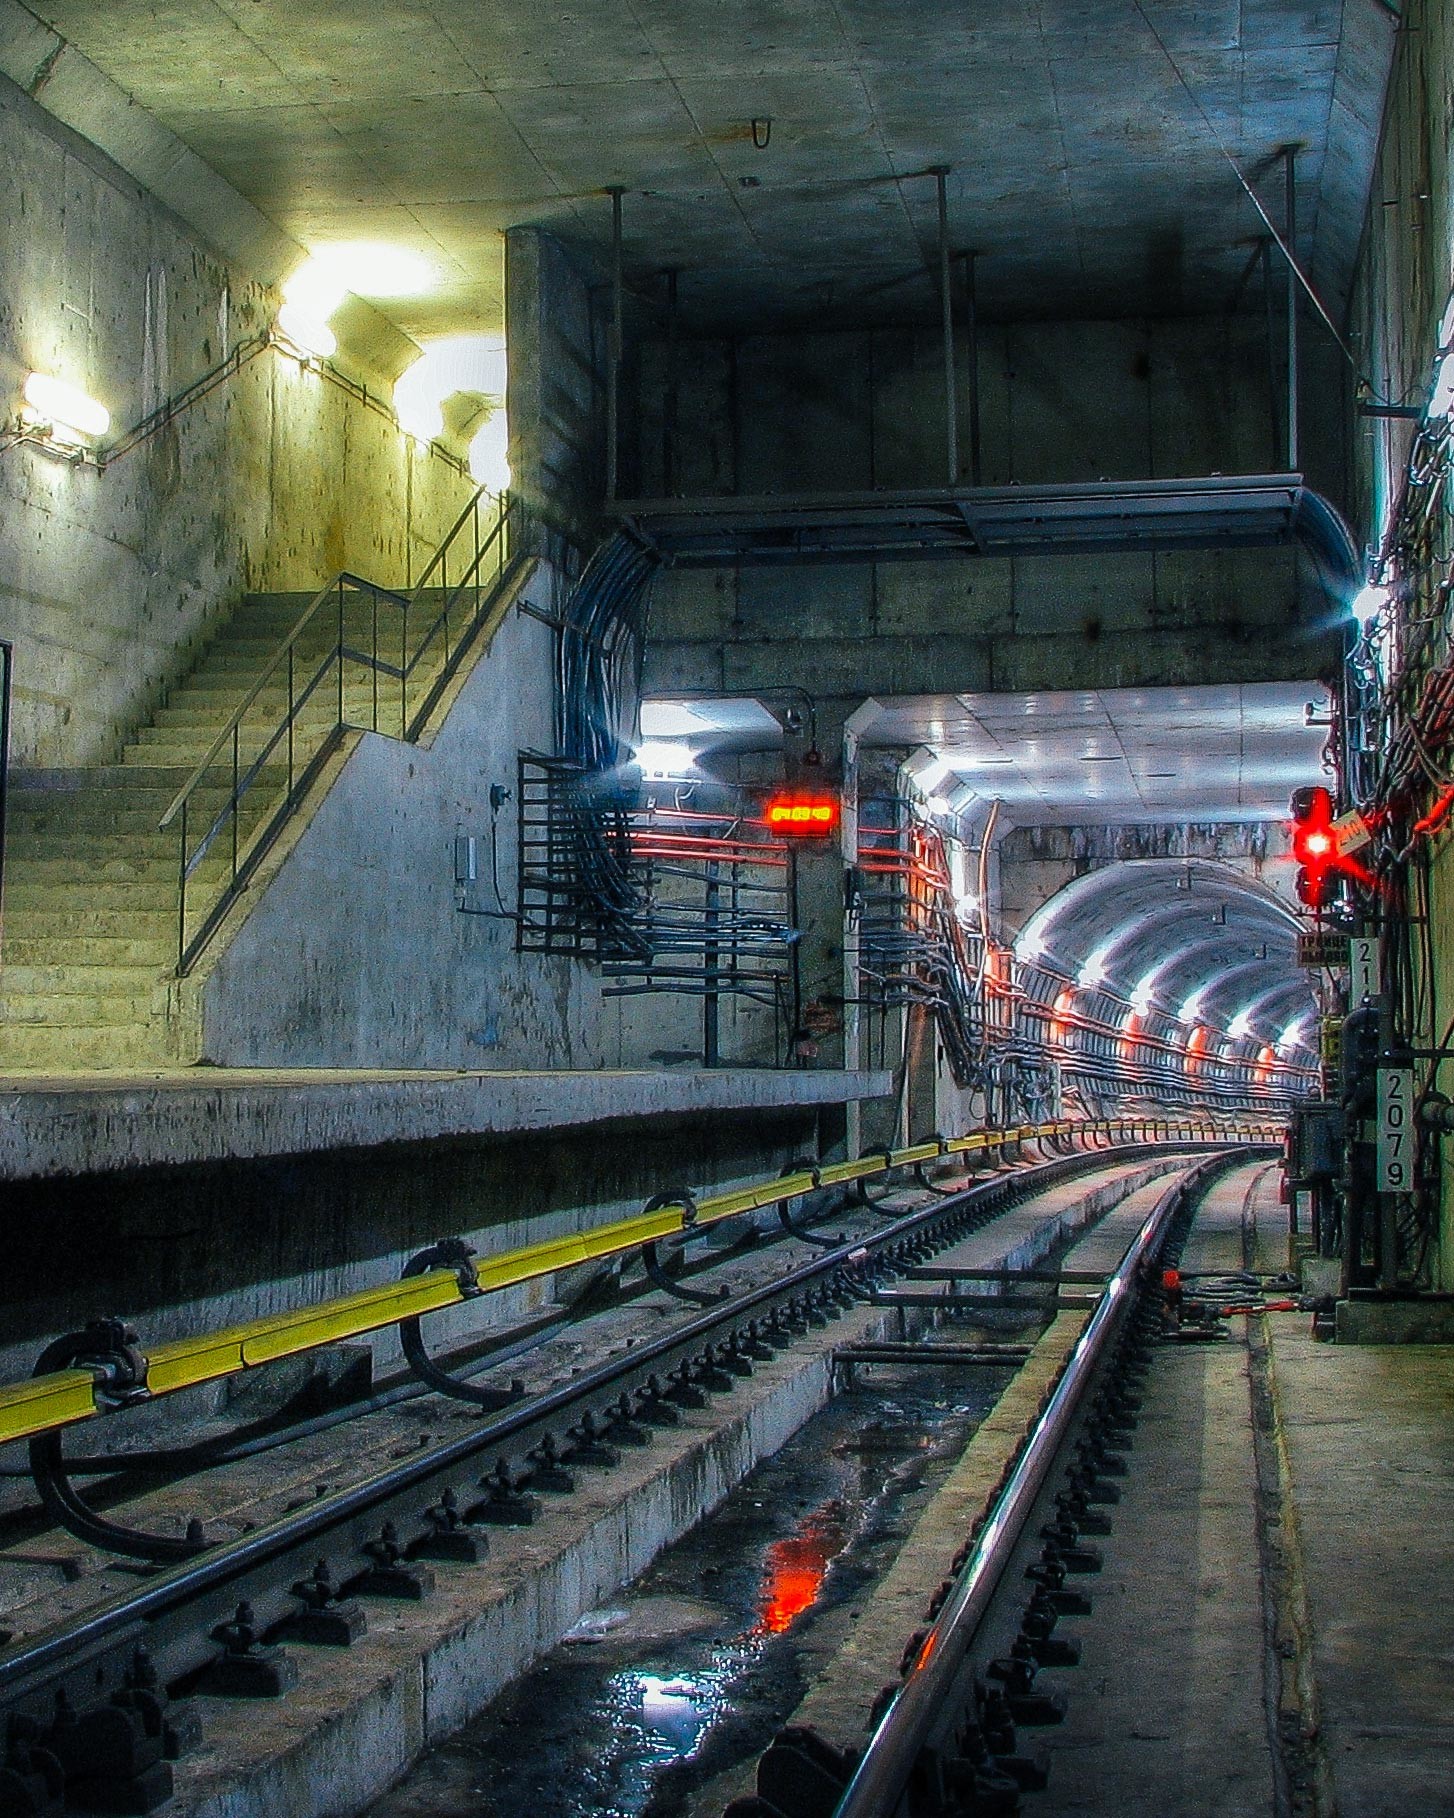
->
<box><xmin>506</xmin><ymin>225</ymin><xmax>605</xmax><ymax>548</ymax></box>
<box><xmin>637</xmin><ymin>313</ymin><xmax>1347</xmax><ymax>704</ymax></box>
<box><xmin>0</xmin><ymin>1101</ymin><xmax>830</xmax><ymax>1410</ymax></box>
<box><xmin>997</xmin><ymin>822</ymin><xmax>1294</xmax><ymax>939</ymax></box>
<box><xmin>0</xmin><ymin>71</ymin><xmax>476</xmax><ymax>770</ymax></box>
<box><xmin>201</xmin><ymin>560</ymin><xmax>607</xmax><ymax>1070</ymax></box>
<box><xmin>634</xmin><ymin>315</ymin><xmax>1346</xmax><ymax>500</ymax></box>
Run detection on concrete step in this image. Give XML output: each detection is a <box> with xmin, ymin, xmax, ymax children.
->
<box><xmin>3</xmin><ymin>907</ymin><xmax>175</xmax><ymax>938</ymax></box>
<box><xmin>0</xmin><ymin>991</ymin><xmax>156</xmax><ymax>1025</ymax></box>
<box><xmin>4</xmin><ymin>882</ymin><xmax>175</xmax><ymax>910</ymax></box>
<box><xmin>1</xmin><ymin>856</ymin><xmax>242</xmax><ymax>889</ymax></box>
<box><xmin>0</xmin><ymin>963</ymin><xmax>163</xmax><ymax>995</ymax></box>
<box><xmin>2</xmin><ymin>935</ymin><xmax>173</xmax><ymax>965</ymax></box>
<box><xmin>4</xmin><ymin>829</ymin><xmax>265</xmax><ymax>863</ymax></box>
<box><xmin>0</xmin><ymin>1023</ymin><xmax>174</xmax><ymax>1069</ymax></box>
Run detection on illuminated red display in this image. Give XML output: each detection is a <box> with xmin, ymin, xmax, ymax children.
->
<box><xmin>765</xmin><ymin>791</ymin><xmax>840</xmax><ymax>836</ymax></box>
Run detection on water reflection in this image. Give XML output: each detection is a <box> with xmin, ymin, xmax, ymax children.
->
<box><xmin>754</xmin><ymin>1499</ymin><xmax>847</xmax><ymax>1636</ymax></box>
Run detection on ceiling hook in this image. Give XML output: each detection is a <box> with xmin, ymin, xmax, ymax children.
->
<box><xmin>751</xmin><ymin>117</ymin><xmax>771</xmax><ymax>149</ymax></box>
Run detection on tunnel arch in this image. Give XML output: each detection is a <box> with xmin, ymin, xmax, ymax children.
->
<box><xmin>1013</xmin><ymin>859</ymin><xmax>1318</xmax><ymax>1077</ymax></box>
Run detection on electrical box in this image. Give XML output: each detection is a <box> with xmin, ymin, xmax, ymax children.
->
<box><xmin>1288</xmin><ymin>1102</ymin><xmax>1343</xmax><ymax>1185</ymax></box>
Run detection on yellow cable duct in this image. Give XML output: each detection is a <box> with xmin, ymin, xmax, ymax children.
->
<box><xmin>0</xmin><ymin>1118</ymin><xmax>1275</xmax><ymax>1447</ymax></box>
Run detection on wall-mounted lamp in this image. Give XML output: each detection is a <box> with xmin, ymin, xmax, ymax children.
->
<box><xmin>17</xmin><ymin>372</ymin><xmax>110</xmax><ymax>456</ymax></box>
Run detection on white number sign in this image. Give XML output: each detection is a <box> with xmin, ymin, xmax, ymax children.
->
<box><xmin>1377</xmin><ymin>1068</ymin><xmax>1414</xmax><ymax>1192</ymax></box>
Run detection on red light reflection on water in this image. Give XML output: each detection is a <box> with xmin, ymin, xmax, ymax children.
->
<box><xmin>753</xmin><ymin>1502</ymin><xmax>847</xmax><ymax>1636</ymax></box>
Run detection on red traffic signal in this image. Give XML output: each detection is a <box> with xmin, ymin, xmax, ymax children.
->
<box><xmin>1290</xmin><ymin>785</ymin><xmax>1336</xmax><ymax>906</ymax></box>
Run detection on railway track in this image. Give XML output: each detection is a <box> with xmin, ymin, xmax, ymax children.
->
<box><xmin>0</xmin><ymin>1136</ymin><xmax>1266</xmax><ymax>1818</ymax></box>
<box><xmin>708</xmin><ymin>1151</ymin><xmax>1292</xmax><ymax>1818</ymax></box>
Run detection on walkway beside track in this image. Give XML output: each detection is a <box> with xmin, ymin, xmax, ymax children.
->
<box><xmin>1032</xmin><ymin>1164</ymin><xmax>1454</xmax><ymax>1818</ymax></box>
<box><xmin>1266</xmin><ymin>1267</ymin><xmax>1454</xmax><ymax>1814</ymax></box>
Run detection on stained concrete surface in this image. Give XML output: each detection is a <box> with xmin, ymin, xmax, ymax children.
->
<box><xmin>1269</xmin><ymin>1321</ymin><xmax>1454</xmax><ymax>1814</ymax></box>
<box><xmin>23</xmin><ymin>0</ymin><xmax>1392</xmax><ymax>334</ymax></box>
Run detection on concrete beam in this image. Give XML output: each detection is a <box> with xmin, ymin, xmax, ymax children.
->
<box><xmin>0</xmin><ymin>1066</ymin><xmax>892</xmax><ymax>1182</ymax></box>
<box><xmin>645</xmin><ymin>621</ymin><xmax>1343</xmax><ymax>702</ymax></box>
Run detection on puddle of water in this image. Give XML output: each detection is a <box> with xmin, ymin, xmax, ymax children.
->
<box><xmin>365</xmin><ymin>1367</ymin><xmax>1007</xmax><ymax>1818</ymax></box>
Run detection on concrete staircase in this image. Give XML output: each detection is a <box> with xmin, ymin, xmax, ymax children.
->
<box><xmin>0</xmin><ymin>590</ymin><xmax>450</xmax><ymax>1071</ymax></box>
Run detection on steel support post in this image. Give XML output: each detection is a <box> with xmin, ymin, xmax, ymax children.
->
<box><xmin>1284</xmin><ymin>147</ymin><xmax>1299</xmax><ymax>471</ymax></box>
<box><xmin>933</xmin><ymin>167</ymin><xmax>958</xmax><ymax>485</ymax></box>
<box><xmin>607</xmin><ymin>186</ymin><xmax>624</xmax><ymax>499</ymax></box>
<box><xmin>963</xmin><ymin>250</ymin><xmax>982</xmax><ymax>486</ymax></box>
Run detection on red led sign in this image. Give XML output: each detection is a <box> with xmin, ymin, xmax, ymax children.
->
<box><xmin>765</xmin><ymin>792</ymin><xmax>840</xmax><ymax>837</ymax></box>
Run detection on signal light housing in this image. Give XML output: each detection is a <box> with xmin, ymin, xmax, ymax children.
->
<box><xmin>765</xmin><ymin>791</ymin><xmax>840</xmax><ymax>837</ymax></box>
<box><xmin>1289</xmin><ymin>785</ymin><xmax>1373</xmax><ymax>907</ymax></box>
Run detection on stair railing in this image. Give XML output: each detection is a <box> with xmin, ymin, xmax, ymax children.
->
<box><xmin>160</xmin><ymin>489</ymin><xmax>531</xmax><ymax>975</ymax></box>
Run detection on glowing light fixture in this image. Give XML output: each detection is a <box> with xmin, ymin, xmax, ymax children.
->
<box><xmin>915</xmin><ymin>755</ymin><xmax>951</xmax><ymax>795</ymax></box>
<box><xmin>22</xmin><ymin>373</ymin><xmax>109</xmax><ymax>441</ymax></box>
<box><xmin>1228</xmin><ymin>1008</ymin><xmax>1254</xmax><ymax>1041</ymax></box>
<box><xmin>641</xmin><ymin>701</ymin><xmax>713</xmax><ymax>739</ymax></box>
<box><xmin>925</xmin><ymin>794</ymin><xmax>951</xmax><ymax>818</ymax></box>
<box><xmin>275</xmin><ymin>302</ymin><xmax>337</xmax><ymax>359</ymax></box>
<box><xmin>1279</xmin><ymin>1015</ymin><xmax>1310</xmax><ymax>1051</ymax></box>
<box><xmin>303</xmin><ymin>242</ymin><xmax>436</xmax><ymax>299</ymax></box>
<box><xmin>468</xmin><ymin>409</ymin><xmax>510</xmax><ymax>492</ymax></box>
<box><xmin>633</xmin><ymin>740</ymin><xmax>696</xmax><ymax>780</ymax></box>
<box><xmin>1351</xmin><ymin>582</ymin><xmax>1390</xmax><ymax>628</ymax></box>
<box><xmin>765</xmin><ymin>791</ymin><xmax>840</xmax><ymax>836</ymax></box>
<box><xmin>1432</xmin><ymin>348</ymin><xmax>1454</xmax><ymax>418</ymax></box>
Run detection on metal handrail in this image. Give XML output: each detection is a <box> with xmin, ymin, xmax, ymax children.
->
<box><xmin>831</xmin><ymin>1147</ymin><xmax>1255</xmax><ymax>1817</ymax></box>
<box><xmin>160</xmin><ymin>489</ymin><xmax>524</xmax><ymax>972</ymax></box>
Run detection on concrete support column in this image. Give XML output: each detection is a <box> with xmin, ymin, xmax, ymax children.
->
<box><xmin>784</xmin><ymin>700</ymin><xmax>869</xmax><ymax>1149</ymax></box>
<box><xmin>504</xmin><ymin>226</ymin><xmax>602</xmax><ymax>541</ymax></box>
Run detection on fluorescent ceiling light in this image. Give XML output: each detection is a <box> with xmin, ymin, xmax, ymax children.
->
<box><xmin>641</xmin><ymin>702</ymin><xmax>713</xmax><ymax>738</ymax></box>
<box><xmin>302</xmin><ymin>242</ymin><xmax>436</xmax><ymax>300</ymax></box>
<box><xmin>276</xmin><ymin>302</ymin><xmax>337</xmax><ymax>359</ymax></box>
<box><xmin>22</xmin><ymin>373</ymin><xmax>109</xmax><ymax>440</ymax></box>
<box><xmin>633</xmin><ymin>740</ymin><xmax>696</xmax><ymax>779</ymax></box>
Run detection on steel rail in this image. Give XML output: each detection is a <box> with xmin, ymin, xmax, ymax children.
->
<box><xmin>832</xmin><ymin>1147</ymin><xmax>1256</xmax><ymax>1818</ymax></box>
<box><xmin>0</xmin><ymin>1142</ymin><xmax>1217</xmax><ymax>1710</ymax></box>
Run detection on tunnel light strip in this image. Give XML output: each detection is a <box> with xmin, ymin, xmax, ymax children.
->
<box><xmin>0</xmin><ymin>1117</ymin><xmax>1280</xmax><ymax>1449</ymax></box>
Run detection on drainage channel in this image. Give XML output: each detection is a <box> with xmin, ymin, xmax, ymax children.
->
<box><xmin>362</xmin><ymin>1360</ymin><xmax>1014</xmax><ymax>1818</ymax></box>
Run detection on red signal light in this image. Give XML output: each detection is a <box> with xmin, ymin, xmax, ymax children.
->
<box><xmin>1290</xmin><ymin>785</ymin><xmax>1336</xmax><ymax>906</ymax></box>
<box><xmin>1289</xmin><ymin>785</ymin><xmax>1375</xmax><ymax>905</ymax></box>
<box><xmin>765</xmin><ymin>792</ymin><xmax>840</xmax><ymax>837</ymax></box>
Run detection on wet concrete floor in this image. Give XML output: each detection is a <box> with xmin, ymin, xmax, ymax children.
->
<box><xmin>362</xmin><ymin>1362</ymin><xmax>1014</xmax><ymax>1818</ymax></box>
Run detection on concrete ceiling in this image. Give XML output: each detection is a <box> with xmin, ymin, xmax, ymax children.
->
<box><xmin>28</xmin><ymin>0</ymin><xmax>1395</xmax><ymax>337</ymax></box>
<box><xmin>871</xmin><ymin>681</ymin><xmax>1331</xmax><ymax>825</ymax></box>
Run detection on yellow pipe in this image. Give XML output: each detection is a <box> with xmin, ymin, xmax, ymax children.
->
<box><xmin>0</xmin><ymin>1116</ymin><xmax>1265</xmax><ymax>1448</ymax></box>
